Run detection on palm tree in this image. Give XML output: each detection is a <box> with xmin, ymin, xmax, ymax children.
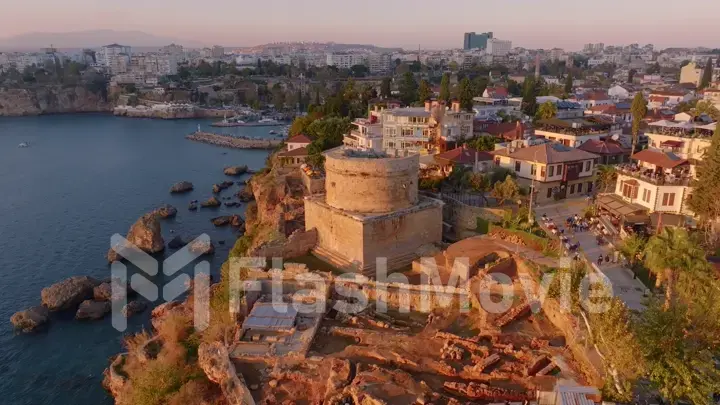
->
<box><xmin>597</xmin><ymin>165</ymin><xmax>617</xmax><ymax>193</ymax></box>
<box><xmin>619</xmin><ymin>233</ymin><xmax>646</xmax><ymax>268</ymax></box>
<box><xmin>643</xmin><ymin>227</ymin><xmax>708</xmax><ymax>310</ymax></box>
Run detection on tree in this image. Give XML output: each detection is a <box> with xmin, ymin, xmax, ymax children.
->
<box><xmin>618</xmin><ymin>233</ymin><xmax>646</xmax><ymax>268</ymax></box>
<box><xmin>417</xmin><ymin>80</ymin><xmax>432</xmax><ymax>104</ymax></box>
<box><xmin>467</xmin><ymin>135</ymin><xmax>497</xmax><ymax>151</ymax></box>
<box><xmin>700</xmin><ymin>58</ymin><xmax>713</xmax><ymax>89</ymax></box>
<box><xmin>380</xmin><ymin>77</ymin><xmax>392</xmax><ymax>99</ymax></box>
<box><xmin>630</xmin><ymin>93</ymin><xmax>648</xmax><ymax>155</ymax></box>
<box><xmin>491</xmin><ymin>175</ymin><xmax>520</xmax><ymax>206</ymax></box>
<box><xmin>535</xmin><ymin>101</ymin><xmax>558</xmax><ymax>120</ymax></box>
<box><xmin>564</xmin><ymin>72</ymin><xmax>573</xmax><ymax>95</ymax></box>
<box><xmin>398</xmin><ymin>72</ymin><xmax>418</xmax><ymax>106</ymax></box>
<box><xmin>521</xmin><ymin>77</ymin><xmax>538</xmax><ymax>117</ymax></box>
<box><xmin>458</xmin><ymin>77</ymin><xmax>474</xmax><ymax>112</ymax></box>
<box><xmin>471</xmin><ymin>76</ymin><xmax>488</xmax><ymax>97</ymax></box>
<box><xmin>644</xmin><ymin>227</ymin><xmax>708</xmax><ymax>310</ymax></box>
<box><xmin>688</xmin><ymin>121</ymin><xmax>720</xmax><ymax>224</ymax></box>
<box><xmin>439</xmin><ymin>73</ymin><xmax>451</xmax><ymax>103</ymax></box>
<box><xmin>627</xmin><ymin>68</ymin><xmax>636</xmax><ymax>83</ymax></box>
<box><xmin>507</xmin><ymin>79</ymin><xmax>522</xmax><ymax>97</ymax></box>
<box><xmin>597</xmin><ymin>164</ymin><xmax>617</xmax><ymax>192</ymax></box>
<box><xmin>694</xmin><ymin>100</ymin><xmax>720</xmax><ymax>121</ymax></box>
<box><xmin>646</xmin><ymin>62</ymin><xmax>661</xmax><ymax>75</ymax></box>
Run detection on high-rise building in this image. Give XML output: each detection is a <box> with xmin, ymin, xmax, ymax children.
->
<box><xmin>463</xmin><ymin>32</ymin><xmax>493</xmax><ymax>50</ymax></box>
<box><xmin>97</xmin><ymin>44</ymin><xmax>131</xmax><ymax>66</ymax></box>
<box><xmin>211</xmin><ymin>45</ymin><xmax>224</xmax><ymax>58</ymax></box>
<box><xmin>368</xmin><ymin>53</ymin><xmax>392</xmax><ymax>74</ymax></box>
<box><xmin>486</xmin><ymin>38</ymin><xmax>512</xmax><ymax>56</ymax></box>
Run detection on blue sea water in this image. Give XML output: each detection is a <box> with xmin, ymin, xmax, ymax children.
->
<box><xmin>0</xmin><ymin>114</ymin><xmax>274</xmax><ymax>404</ymax></box>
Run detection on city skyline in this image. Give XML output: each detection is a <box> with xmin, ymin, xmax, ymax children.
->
<box><xmin>1</xmin><ymin>0</ymin><xmax>719</xmax><ymax>50</ymax></box>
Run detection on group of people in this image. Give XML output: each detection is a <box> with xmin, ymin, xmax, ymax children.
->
<box><xmin>566</xmin><ymin>214</ymin><xmax>590</xmax><ymax>232</ymax></box>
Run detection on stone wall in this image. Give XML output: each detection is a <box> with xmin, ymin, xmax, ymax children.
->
<box><xmin>300</xmin><ymin>171</ymin><xmax>325</xmax><ymax>195</ymax></box>
<box><xmin>251</xmin><ymin>229</ymin><xmax>318</xmax><ymax>259</ymax></box>
<box><xmin>324</xmin><ymin>149</ymin><xmax>419</xmax><ymax>213</ymax></box>
<box><xmin>305</xmin><ymin>198</ymin><xmax>366</xmax><ymax>268</ymax></box>
<box><xmin>444</xmin><ymin>200</ymin><xmax>504</xmax><ymax>239</ymax></box>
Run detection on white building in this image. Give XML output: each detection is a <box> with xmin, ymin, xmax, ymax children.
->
<box><xmin>486</xmin><ymin>39</ymin><xmax>512</xmax><ymax>56</ymax></box>
<box><xmin>97</xmin><ymin>44</ymin><xmax>131</xmax><ymax>67</ymax></box>
<box><xmin>343</xmin><ymin>117</ymin><xmax>384</xmax><ymax>151</ymax></box>
<box><xmin>326</xmin><ymin>53</ymin><xmax>367</xmax><ymax>69</ymax></box>
<box><xmin>368</xmin><ymin>53</ymin><xmax>392</xmax><ymax>74</ymax></box>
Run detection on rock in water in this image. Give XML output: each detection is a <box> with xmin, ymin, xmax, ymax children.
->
<box><xmin>41</xmin><ymin>276</ymin><xmax>98</xmax><ymax>311</ymax></box>
<box><xmin>107</xmin><ymin>213</ymin><xmax>165</xmax><ymax>262</ymax></box>
<box><xmin>230</xmin><ymin>215</ymin><xmax>244</xmax><ymax>228</ymax></box>
<box><xmin>93</xmin><ymin>283</ymin><xmax>113</xmax><ymax>301</ymax></box>
<box><xmin>200</xmin><ymin>197</ymin><xmax>221</xmax><ymax>208</ymax></box>
<box><xmin>223</xmin><ymin>165</ymin><xmax>248</xmax><ymax>176</ymax></box>
<box><xmin>236</xmin><ymin>187</ymin><xmax>254</xmax><ymax>202</ymax></box>
<box><xmin>122</xmin><ymin>300</ymin><xmax>147</xmax><ymax>318</ymax></box>
<box><xmin>11</xmin><ymin>306</ymin><xmax>50</xmax><ymax>333</ymax></box>
<box><xmin>188</xmin><ymin>239</ymin><xmax>215</xmax><ymax>255</ymax></box>
<box><xmin>153</xmin><ymin>204</ymin><xmax>177</xmax><ymax>219</ymax></box>
<box><xmin>212</xmin><ymin>184</ymin><xmax>222</xmax><ymax>193</ymax></box>
<box><xmin>188</xmin><ymin>202</ymin><xmax>198</xmax><ymax>211</ymax></box>
<box><xmin>168</xmin><ymin>235</ymin><xmax>186</xmax><ymax>249</ymax></box>
<box><xmin>211</xmin><ymin>216</ymin><xmax>232</xmax><ymax>226</ymax></box>
<box><xmin>170</xmin><ymin>181</ymin><xmax>194</xmax><ymax>193</ymax></box>
<box><xmin>76</xmin><ymin>300</ymin><xmax>111</xmax><ymax>320</ymax></box>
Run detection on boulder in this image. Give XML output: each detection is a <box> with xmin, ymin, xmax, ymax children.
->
<box><xmin>122</xmin><ymin>300</ymin><xmax>147</xmax><ymax>318</ymax></box>
<box><xmin>230</xmin><ymin>215</ymin><xmax>244</xmax><ymax>228</ymax></box>
<box><xmin>153</xmin><ymin>204</ymin><xmax>177</xmax><ymax>219</ymax></box>
<box><xmin>223</xmin><ymin>165</ymin><xmax>248</xmax><ymax>176</ymax></box>
<box><xmin>188</xmin><ymin>202</ymin><xmax>198</xmax><ymax>211</ymax></box>
<box><xmin>200</xmin><ymin>197</ymin><xmax>221</xmax><ymax>208</ymax></box>
<box><xmin>93</xmin><ymin>283</ymin><xmax>113</xmax><ymax>301</ymax></box>
<box><xmin>168</xmin><ymin>235</ymin><xmax>187</xmax><ymax>249</ymax></box>
<box><xmin>224</xmin><ymin>201</ymin><xmax>240</xmax><ymax>207</ymax></box>
<box><xmin>10</xmin><ymin>306</ymin><xmax>50</xmax><ymax>333</ymax></box>
<box><xmin>41</xmin><ymin>276</ymin><xmax>98</xmax><ymax>311</ymax></box>
<box><xmin>211</xmin><ymin>216</ymin><xmax>232</xmax><ymax>226</ymax></box>
<box><xmin>212</xmin><ymin>184</ymin><xmax>222</xmax><ymax>194</ymax></box>
<box><xmin>212</xmin><ymin>181</ymin><xmax>235</xmax><ymax>194</ymax></box>
<box><xmin>236</xmin><ymin>187</ymin><xmax>254</xmax><ymax>202</ymax></box>
<box><xmin>170</xmin><ymin>181</ymin><xmax>194</xmax><ymax>193</ymax></box>
<box><xmin>107</xmin><ymin>213</ymin><xmax>165</xmax><ymax>262</ymax></box>
<box><xmin>76</xmin><ymin>300</ymin><xmax>111</xmax><ymax>320</ymax></box>
<box><xmin>188</xmin><ymin>239</ymin><xmax>215</xmax><ymax>256</ymax></box>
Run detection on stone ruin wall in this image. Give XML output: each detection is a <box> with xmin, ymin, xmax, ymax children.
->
<box><xmin>304</xmin><ymin>201</ymin><xmax>366</xmax><ymax>266</ymax></box>
<box><xmin>324</xmin><ymin>151</ymin><xmax>419</xmax><ymax>213</ymax></box>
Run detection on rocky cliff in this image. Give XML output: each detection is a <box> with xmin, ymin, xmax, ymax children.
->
<box><xmin>0</xmin><ymin>86</ymin><xmax>112</xmax><ymax>116</ymax></box>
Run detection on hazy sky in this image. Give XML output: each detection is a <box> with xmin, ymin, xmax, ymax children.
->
<box><xmin>1</xmin><ymin>0</ymin><xmax>719</xmax><ymax>50</ymax></box>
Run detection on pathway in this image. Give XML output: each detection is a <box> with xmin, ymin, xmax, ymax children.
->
<box><xmin>535</xmin><ymin>199</ymin><xmax>649</xmax><ymax>311</ymax></box>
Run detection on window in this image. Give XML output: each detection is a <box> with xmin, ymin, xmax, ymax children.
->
<box><xmin>587</xmin><ymin>182</ymin><xmax>593</xmax><ymax>193</ymax></box>
<box><xmin>570</xmin><ymin>184</ymin><xmax>575</xmax><ymax>194</ymax></box>
<box><xmin>540</xmin><ymin>166</ymin><xmax>546</xmax><ymax>178</ymax></box>
<box><xmin>584</xmin><ymin>161</ymin><xmax>591</xmax><ymax>172</ymax></box>
<box><xmin>557</xmin><ymin>165</ymin><xmax>564</xmax><ymax>175</ymax></box>
<box><xmin>548</xmin><ymin>165</ymin><xmax>555</xmax><ymax>177</ymax></box>
<box><xmin>515</xmin><ymin>161</ymin><xmax>521</xmax><ymax>172</ymax></box>
<box><xmin>577</xmin><ymin>183</ymin><xmax>583</xmax><ymax>193</ymax></box>
<box><xmin>642</xmin><ymin>189</ymin><xmax>651</xmax><ymax>203</ymax></box>
<box><xmin>662</xmin><ymin>192</ymin><xmax>675</xmax><ymax>206</ymax></box>
<box><xmin>530</xmin><ymin>164</ymin><xmax>536</xmax><ymax>175</ymax></box>
<box><xmin>621</xmin><ymin>181</ymin><xmax>638</xmax><ymax>199</ymax></box>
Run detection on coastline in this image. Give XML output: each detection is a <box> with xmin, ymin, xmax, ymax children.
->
<box><xmin>186</xmin><ymin>131</ymin><xmax>283</xmax><ymax>149</ymax></box>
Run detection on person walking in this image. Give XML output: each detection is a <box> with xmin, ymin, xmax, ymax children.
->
<box><xmin>597</xmin><ymin>255</ymin><xmax>603</xmax><ymax>267</ymax></box>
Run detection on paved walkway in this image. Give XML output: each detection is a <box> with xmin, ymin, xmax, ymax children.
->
<box><xmin>535</xmin><ymin>199</ymin><xmax>649</xmax><ymax>311</ymax></box>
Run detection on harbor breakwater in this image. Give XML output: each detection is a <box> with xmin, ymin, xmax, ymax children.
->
<box><xmin>186</xmin><ymin>131</ymin><xmax>283</xmax><ymax>149</ymax></box>
<box><xmin>113</xmin><ymin>105</ymin><xmax>228</xmax><ymax>119</ymax></box>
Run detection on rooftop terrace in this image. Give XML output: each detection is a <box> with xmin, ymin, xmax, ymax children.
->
<box><xmin>645</xmin><ymin>120</ymin><xmax>716</xmax><ymax>138</ymax></box>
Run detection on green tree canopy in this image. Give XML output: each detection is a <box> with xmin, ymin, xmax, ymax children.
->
<box><xmin>564</xmin><ymin>72</ymin><xmax>573</xmax><ymax>95</ymax></box>
<box><xmin>700</xmin><ymin>58</ymin><xmax>713</xmax><ymax>89</ymax></box>
<box><xmin>398</xmin><ymin>72</ymin><xmax>418</xmax><ymax>106</ymax></box>
<box><xmin>597</xmin><ymin>164</ymin><xmax>617</xmax><ymax>193</ymax></box>
<box><xmin>630</xmin><ymin>93</ymin><xmax>648</xmax><ymax>155</ymax></box>
<box><xmin>439</xmin><ymin>73</ymin><xmax>451</xmax><ymax>103</ymax></box>
<box><xmin>380</xmin><ymin>77</ymin><xmax>392</xmax><ymax>99</ymax></box>
<box><xmin>535</xmin><ymin>101</ymin><xmax>558</xmax><ymax>120</ymax></box>
<box><xmin>521</xmin><ymin>77</ymin><xmax>538</xmax><ymax>117</ymax></box>
<box><xmin>688</xmin><ymin>121</ymin><xmax>720</xmax><ymax>222</ymax></box>
<box><xmin>417</xmin><ymin>80</ymin><xmax>432</xmax><ymax>104</ymax></box>
<box><xmin>458</xmin><ymin>77</ymin><xmax>474</xmax><ymax>112</ymax></box>
<box><xmin>491</xmin><ymin>175</ymin><xmax>520</xmax><ymax>206</ymax></box>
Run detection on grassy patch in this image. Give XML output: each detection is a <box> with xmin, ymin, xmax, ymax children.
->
<box><xmin>476</xmin><ymin>217</ymin><xmax>490</xmax><ymax>234</ymax></box>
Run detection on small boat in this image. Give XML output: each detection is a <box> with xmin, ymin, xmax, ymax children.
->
<box><xmin>269</xmin><ymin>130</ymin><xmax>278</xmax><ymax>135</ymax></box>
<box><xmin>18</xmin><ymin>142</ymin><xmax>29</xmax><ymax>148</ymax></box>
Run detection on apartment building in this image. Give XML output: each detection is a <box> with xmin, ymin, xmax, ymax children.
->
<box><xmin>97</xmin><ymin>44</ymin><xmax>131</xmax><ymax>66</ymax></box>
<box><xmin>343</xmin><ymin>116</ymin><xmax>383</xmax><ymax>151</ymax></box>
<box><xmin>211</xmin><ymin>45</ymin><xmax>225</xmax><ymax>58</ymax></box>
<box><xmin>108</xmin><ymin>54</ymin><xmax>130</xmax><ymax>75</ymax></box>
<box><xmin>643</xmin><ymin>120</ymin><xmax>714</xmax><ymax>168</ymax></box>
<box><xmin>533</xmin><ymin>117</ymin><xmax>621</xmax><ymax>148</ymax></box>
<box><xmin>380</xmin><ymin>101</ymin><xmax>474</xmax><ymax>154</ymax></box>
<box><xmin>368</xmin><ymin>53</ymin><xmax>392</xmax><ymax>74</ymax></box>
<box><xmin>486</xmin><ymin>39</ymin><xmax>512</xmax><ymax>56</ymax></box>
<box><xmin>492</xmin><ymin>141</ymin><xmax>598</xmax><ymax>203</ymax></box>
<box><xmin>326</xmin><ymin>53</ymin><xmax>366</xmax><ymax>69</ymax></box>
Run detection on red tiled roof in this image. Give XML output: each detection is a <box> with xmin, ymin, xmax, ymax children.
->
<box><xmin>486</xmin><ymin>87</ymin><xmax>509</xmax><ymax>98</ymax></box>
<box><xmin>476</xmin><ymin>121</ymin><xmax>526</xmax><ymax>141</ymax></box>
<box><xmin>651</xmin><ymin>90</ymin><xmax>686</xmax><ymax>97</ymax></box>
<box><xmin>286</xmin><ymin>134</ymin><xmax>312</xmax><ymax>144</ymax></box>
<box><xmin>577</xmin><ymin>139</ymin><xmax>629</xmax><ymax>155</ymax></box>
<box><xmin>492</xmin><ymin>143</ymin><xmax>598</xmax><ymax>164</ymax></box>
<box><xmin>631</xmin><ymin>149</ymin><xmax>688</xmax><ymax>168</ymax></box>
<box><xmin>589</xmin><ymin>104</ymin><xmax>616</xmax><ymax>113</ymax></box>
<box><xmin>585</xmin><ymin>91</ymin><xmax>610</xmax><ymax>101</ymax></box>
<box><xmin>435</xmin><ymin>147</ymin><xmax>493</xmax><ymax>166</ymax></box>
<box><xmin>277</xmin><ymin>146</ymin><xmax>308</xmax><ymax>157</ymax></box>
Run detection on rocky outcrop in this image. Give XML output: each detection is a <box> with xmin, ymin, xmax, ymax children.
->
<box><xmin>76</xmin><ymin>300</ymin><xmax>111</xmax><ymax>320</ymax></box>
<box><xmin>41</xmin><ymin>276</ymin><xmax>98</xmax><ymax>311</ymax></box>
<box><xmin>188</xmin><ymin>201</ymin><xmax>198</xmax><ymax>211</ymax></box>
<box><xmin>102</xmin><ymin>354</ymin><xmax>129</xmax><ymax>399</ymax></box>
<box><xmin>107</xmin><ymin>213</ymin><xmax>165</xmax><ymax>262</ymax></box>
<box><xmin>170</xmin><ymin>181</ymin><xmax>194</xmax><ymax>193</ymax></box>
<box><xmin>188</xmin><ymin>239</ymin><xmax>215</xmax><ymax>255</ymax></box>
<box><xmin>200</xmin><ymin>197</ymin><xmax>221</xmax><ymax>208</ymax></box>
<box><xmin>93</xmin><ymin>283</ymin><xmax>113</xmax><ymax>301</ymax></box>
<box><xmin>151</xmin><ymin>301</ymin><xmax>184</xmax><ymax>330</ymax></box>
<box><xmin>0</xmin><ymin>86</ymin><xmax>111</xmax><ymax>116</ymax></box>
<box><xmin>153</xmin><ymin>204</ymin><xmax>177</xmax><ymax>219</ymax></box>
<box><xmin>198</xmin><ymin>342</ymin><xmax>256</xmax><ymax>405</ymax></box>
<box><xmin>168</xmin><ymin>235</ymin><xmax>187</xmax><ymax>249</ymax></box>
<box><xmin>10</xmin><ymin>306</ymin><xmax>50</xmax><ymax>333</ymax></box>
<box><xmin>224</xmin><ymin>165</ymin><xmax>248</xmax><ymax>176</ymax></box>
<box><xmin>211</xmin><ymin>215</ymin><xmax>243</xmax><ymax>227</ymax></box>
<box><xmin>121</xmin><ymin>300</ymin><xmax>147</xmax><ymax>317</ymax></box>
<box><xmin>212</xmin><ymin>181</ymin><xmax>234</xmax><ymax>194</ymax></box>
<box><xmin>236</xmin><ymin>187</ymin><xmax>254</xmax><ymax>202</ymax></box>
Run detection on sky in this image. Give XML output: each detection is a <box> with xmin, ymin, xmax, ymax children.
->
<box><xmin>1</xmin><ymin>0</ymin><xmax>719</xmax><ymax>50</ymax></box>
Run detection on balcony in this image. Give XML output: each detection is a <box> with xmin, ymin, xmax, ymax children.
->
<box><xmin>617</xmin><ymin>164</ymin><xmax>692</xmax><ymax>186</ymax></box>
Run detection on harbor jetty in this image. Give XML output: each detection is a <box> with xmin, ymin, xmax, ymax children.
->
<box><xmin>186</xmin><ymin>131</ymin><xmax>282</xmax><ymax>150</ymax></box>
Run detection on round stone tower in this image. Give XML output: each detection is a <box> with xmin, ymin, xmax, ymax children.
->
<box><xmin>324</xmin><ymin>148</ymin><xmax>419</xmax><ymax>213</ymax></box>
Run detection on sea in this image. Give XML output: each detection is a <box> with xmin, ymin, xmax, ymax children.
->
<box><xmin>0</xmin><ymin>114</ymin><xmax>276</xmax><ymax>404</ymax></box>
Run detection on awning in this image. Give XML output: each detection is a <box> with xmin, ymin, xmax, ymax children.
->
<box><xmin>596</xmin><ymin>194</ymin><xmax>648</xmax><ymax>217</ymax></box>
<box><xmin>650</xmin><ymin>212</ymin><xmax>687</xmax><ymax>228</ymax></box>
<box><xmin>660</xmin><ymin>140</ymin><xmax>683</xmax><ymax>147</ymax></box>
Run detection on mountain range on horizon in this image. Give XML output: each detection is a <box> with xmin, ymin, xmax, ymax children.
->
<box><xmin>0</xmin><ymin>29</ymin><xmax>208</xmax><ymax>51</ymax></box>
